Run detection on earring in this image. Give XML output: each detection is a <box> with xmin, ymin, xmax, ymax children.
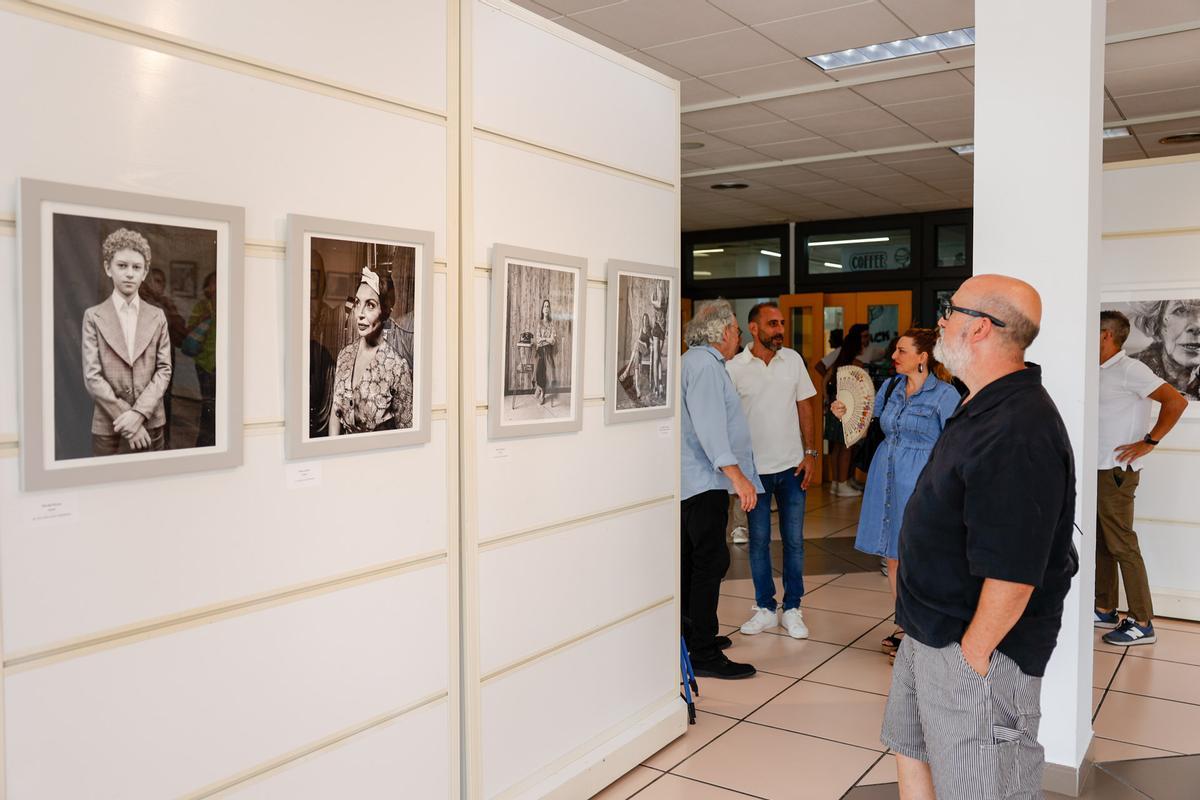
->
<box><xmin>918</xmin><ymin>363</ymin><xmax>925</xmax><ymax>373</ymax></box>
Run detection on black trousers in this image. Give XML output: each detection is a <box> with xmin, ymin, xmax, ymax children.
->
<box><xmin>681</xmin><ymin>489</ymin><xmax>731</xmax><ymax>661</ymax></box>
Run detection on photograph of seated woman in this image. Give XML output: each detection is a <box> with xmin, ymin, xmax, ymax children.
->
<box><xmin>831</xmin><ymin>328</ymin><xmax>960</xmax><ymax>662</ymax></box>
<box><xmin>616</xmin><ymin>275</ymin><xmax>669</xmax><ymax>409</ymax></box>
<box><xmin>533</xmin><ymin>298</ymin><xmax>556</xmax><ymax>405</ymax></box>
<box><xmin>328</xmin><ymin>266</ymin><xmax>413</xmax><ymax>435</ymax></box>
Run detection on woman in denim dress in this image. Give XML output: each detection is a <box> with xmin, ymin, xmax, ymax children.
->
<box><xmin>832</xmin><ymin>328</ymin><xmax>961</xmax><ymax>658</ymax></box>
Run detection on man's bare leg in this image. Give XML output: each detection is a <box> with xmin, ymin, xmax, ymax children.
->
<box><xmin>896</xmin><ymin>754</ymin><xmax>935</xmax><ymax>800</ymax></box>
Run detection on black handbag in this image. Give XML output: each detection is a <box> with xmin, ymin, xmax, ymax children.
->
<box><xmin>854</xmin><ymin>376</ymin><xmax>901</xmax><ymax>473</ymax></box>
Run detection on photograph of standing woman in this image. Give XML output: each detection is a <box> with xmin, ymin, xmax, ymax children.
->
<box><xmin>615</xmin><ymin>274</ymin><xmax>670</xmax><ymax>410</ymax></box>
<box><xmin>501</xmin><ymin>261</ymin><xmax>577</xmax><ymax>424</ymax></box>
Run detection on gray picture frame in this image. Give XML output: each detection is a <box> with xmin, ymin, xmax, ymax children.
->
<box><xmin>604</xmin><ymin>260</ymin><xmax>677</xmax><ymax>425</ymax></box>
<box><xmin>18</xmin><ymin>178</ymin><xmax>245</xmax><ymax>491</ymax></box>
<box><xmin>488</xmin><ymin>244</ymin><xmax>587</xmax><ymax>439</ymax></box>
<box><xmin>285</xmin><ymin>214</ymin><xmax>435</xmax><ymax>458</ymax></box>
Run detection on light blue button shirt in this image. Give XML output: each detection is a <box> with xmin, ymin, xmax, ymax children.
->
<box><xmin>681</xmin><ymin>345</ymin><xmax>763</xmax><ymax>500</ymax></box>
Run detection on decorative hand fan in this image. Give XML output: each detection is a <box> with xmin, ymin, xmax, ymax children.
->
<box><xmin>836</xmin><ymin>365</ymin><xmax>875</xmax><ymax>446</ymax></box>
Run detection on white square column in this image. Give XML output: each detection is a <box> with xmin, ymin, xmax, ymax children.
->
<box><xmin>974</xmin><ymin>0</ymin><xmax>1104</xmax><ymax>793</ymax></box>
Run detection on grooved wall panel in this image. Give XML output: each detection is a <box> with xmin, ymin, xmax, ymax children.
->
<box><xmin>4</xmin><ymin>566</ymin><xmax>449</xmax><ymax>800</ymax></box>
<box><xmin>1102</xmin><ymin>159</ymin><xmax>1200</xmax><ymax>232</ymax></box>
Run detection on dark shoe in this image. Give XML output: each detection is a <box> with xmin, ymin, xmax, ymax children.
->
<box><xmin>881</xmin><ymin>630</ymin><xmax>905</xmax><ymax>654</ymax></box>
<box><xmin>691</xmin><ymin>653</ymin><xmax>756</xmax><ymax>680</ymax></box>
<box><xmin>1094</xmin><ymin>609</ymin><xmax>1120</xmax><ymax>629</ymax></box>
<box><xmin>715</xmin><ymin>635</ymin><xmax>733</xmax><ymax>651</ymax></box>
<box><xmin>1103</xmin><ymin>618</ymin><xmax>1156</xmax><ymax>646</ymax></box>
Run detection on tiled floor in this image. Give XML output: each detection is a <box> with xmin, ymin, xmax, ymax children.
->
<box><xmin>592</xmin><ymin>485</ymin><xmax>1200</xmax><ymax>800</ymax></box>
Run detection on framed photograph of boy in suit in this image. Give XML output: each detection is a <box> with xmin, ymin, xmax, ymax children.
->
<box><xmin>18</xmin><ymin>179</ymin><xmax>245</xmax><ymax>490</ymax></box>
<box><xmin>284</xmin><ymin>214</ymin><xmax>434</xmax><ymax>458</ymax></box>
<box><xmin>604</xmin><ymin>260</ymin><xmax>677</xmax><ymax>425</ymax></box>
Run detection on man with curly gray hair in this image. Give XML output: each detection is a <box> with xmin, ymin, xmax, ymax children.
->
<box><xmin>81</xmin><ymin>227</ymin><xmax>173</xmax><ymax>455</ymax></box>
<box><xmin>681</xmin><ymin>299</ymin><xmax>761</xmax><ymax>679</ymax></box>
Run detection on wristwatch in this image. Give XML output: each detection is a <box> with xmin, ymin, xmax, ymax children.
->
<box><xmin>804</xmin><ymin>449</ymin><xmax>820</xmax><ymax>457</ymax></box>
<box><xmin>1143</xmin><ymin>434</ymin><xmax>1160</xmax><ymax>446</ymax></box>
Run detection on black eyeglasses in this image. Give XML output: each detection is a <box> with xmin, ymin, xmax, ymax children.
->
<box><xmin>938</xmin><ymin>296</ymin><xmax>1007</xmax><ymax>328</ymax></box>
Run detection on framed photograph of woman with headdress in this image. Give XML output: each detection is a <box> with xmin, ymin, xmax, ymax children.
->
<box><xmin>285</xmin><ymin>215</ymin><xmax>434</xmax><ymax>458</ymax></box>
<box><xmin>604</xmin><ymin>260</ymin><xmax>677</xmax><ymax>425</ymax></box>
<box><xmin>488</xmin><ymin>244</ymin><xmax>587</xmax><ymax>438</ymax></box>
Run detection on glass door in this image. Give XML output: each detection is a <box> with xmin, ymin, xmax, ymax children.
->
<box><xmin>779</xmin><ymin>293</ymin><xmax>826</xmax><ymax>485</ymax></box>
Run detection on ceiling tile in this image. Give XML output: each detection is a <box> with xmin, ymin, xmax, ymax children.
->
<box><xmin>681</xmin><ymin>131</ymin><xmax>745</xmax><ymax>153</ymax></box>
<box><xmin>1113</xmin><ymin>85</ymin><xmax>1200</xmax><ymax>117</ymax></box>
<box><xmin>1106</xmin><ymin>0</ymin><xmax>1200</xmax><ymax>36</ymax></box>
<box><xmin>703</xmin><ymin>59</ymin><xmax>835</xmax><ymax>97</ymax></box>
<box><xmin>1105</xmin><ymin>29</ymin><xmax>1200</xmax><ymax>72</ymax></box>
<box><xmin>821</xmin><ymin>52</ymin><xmax>951</xmax><ymax>81</ymax></box>
<box><xmin>797</xmin><ymin>106</ymin><xmax>907</xmax><ymax>136</ymax></box>
<box><xmin>708</xmin><ymin>0</ymin><xmax>866</xmax><ymax>26</ymax></box>
<box><xmin>757</xmin><ymin>87</ymin><xmax>877</xmax><ymax>120</ymax></box>
<box><xmin>1104</xmin><ymin>96</ymin><xmax>1124</xmax><ymax>123</ymax></box>
<box><xmin>645</xmin><ymin>27</ymin><xmax>796</xmax><ymax>76</ymax></box>
<box><xmin>1127</xmin><ymin>114</ymin><xmax>1200</xmax><ymax>135</ymax></box>
<box><xmin>753</xmin><ymin>138</ymin><xmax>853</xmax><ymax>160</ymax></box>
<box><xmin>681</xmin><ymin>79</ymin><xmax>736</xmax><ymax>105</ymax></box>
<box><xmin>827</xmin><ymin>125</ymin><xmax>932</xmax><ymax>149</ymax></box>
<box><xmin>572</xmin><ymin>0</ymin><xmax>741</xmax><ymax>50</ymax></box>
<box><xmin>959</xmin><ymin>67</ymin><xmax>975</xmax><ymax>84</ymax></box>
<box><xmin>909</xmin><ymin>117</ymin><xmax>973</xmax><ymax>141</ymax></box>
<box><xmin>841</xmin><ymin>173</ymin><xmax>926</xmax><ymax>190</ymax></box>
<box><xmin>684</xmin><ymin>146</ymin><xmax>775</xmax><ymax>168</ymax></box>
<box><xmin>510</xmin><ymin>0</ymin><xmax>561</xmax><ymax>19</ymax></box>
<box><xmin>552</xmin><ymin>17</ymin><xmax>634</xmax><ymax>52</ymax></box>
<box><xmin>682</xmin><ymin>103</ymin><xmax>782</xmax><ymax>132</ymax></box>
<box><xmin>766</xmin><ymin>178</ymin><xmax>848</xmax><ymax>193</ymax></box>
<box><xmin>740</xmin><ymin>165</ymin><xmax>829</xmax><ymax>185</ymax></box>
<box><xmin>754</xmin><ymin>2</ymin><xmax>916</xmax><ymax>59</ymax></box>
<box><xmin>878</xmin><ymin>0</ymin><xmax>973</xmax><ymax>35</ymax></box>
<box><xmin>680</xmin><ymin>157</ymin><xmax>707</xmax><ymax>171</ymax></box>
<box><xmin>1140</xmin><ymin>137</ymin><xmax>1200</xmax><ymax>159</ymax></box>
<box><xmin>806</xmin><ymin>160</ymin><xmax>898</xmax><ymax>179</ymax></box>
<box><xmin>622</xmin><ymin>50</ymin><xmax>696</xmax><ymax>81</ymax></box>
<box><xmin>717</xmin><ymin>120</ymin><xmax>818</xmax><ymax>146</ymax></box>
<box><xmin>937</xmin><ymin>46</ymin><xmax>975</xmax><ymax>67</ymax></box>
<box><xmin>854</xmin><ymin>71</ymin><xmax>974</xmax><ymax>105</ymax></box>
<box><xmin>882</xmin><ymin>93</ymin><xmax>973</xmax><ymax>124</ymax></box>
<box><xmin>1105</xmin><ymin>60</ymin><xmax>1200</xmax><ymax>97</ymax></box>
<box><xmin>537</xmin><ymin>0</ymin><xmax>613</xmax><ymax>13</ymax></box>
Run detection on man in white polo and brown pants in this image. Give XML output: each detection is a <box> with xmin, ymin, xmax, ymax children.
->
<box><xmin>1095</xmin><ymin>310</ymin><xmax>1187</xmax><ymax>646</ymax></box>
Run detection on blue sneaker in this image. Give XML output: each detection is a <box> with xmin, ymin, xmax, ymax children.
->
<box><xmin>1103</xmin><ymin>618</ymin><xmax>1156</xmax><ymax>646</ymax></box>
<box><xmin>1094</xmin><ymin>609</ymin><xmax>1120</xmax><ymax>629</ymax></box>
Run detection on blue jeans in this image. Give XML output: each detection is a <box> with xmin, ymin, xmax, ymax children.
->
<box><xmin>747</xmin><ymin>469</ymin><xmax>807</xmax><ymax>611</ymax></box>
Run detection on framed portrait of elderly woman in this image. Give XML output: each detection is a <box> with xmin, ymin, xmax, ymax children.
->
<box><xmin>285</xmin><ymin>215</ymin><xmax>434</xmax><ymax>458</ymax></box>
<box><xmin>1102</xmin><ymin>293</ymin><xmax>1200</xmax><ymax>412</ymax></box>
<box><xmin>17</xmin><ymin>178</ymin><xmax>245</xmax><ymax>491</ymax></box>
<box><xmin>488</xmin><ymin>244</ymin><xmax>587</xmax><ymax>439</ymax></box>
<box><xmin>604</xmin><ymin>260</ymin><xmax>677</xmax><ymax>425</ymax></box>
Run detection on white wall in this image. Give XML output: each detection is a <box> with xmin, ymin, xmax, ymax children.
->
<box><xmin>0</xmin><ymin>1</ymin><xmax>681</xmax><ymax>797</ymax></box>
<box><xmin>464</xmin><ymin>3</ymin><xmax>683</xmax><ymax>798</ymax></box>
<box><xmin>1100</xmin><ymin>154</ymin><xmax>1200</xmax><ymax>621</ymax></box>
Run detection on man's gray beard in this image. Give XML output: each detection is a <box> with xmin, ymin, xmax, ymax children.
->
<box><xmin>934</xmin><ymin>331</ymin><xmax>969</xmax><ymax>377</ymax></box>
<box><xmin>759</xmin><ymin>335</ymin><xmax>783</xmax><ymax>351</ymax></box>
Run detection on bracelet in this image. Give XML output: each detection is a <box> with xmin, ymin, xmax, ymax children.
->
<box><xmin>804</xmin><ymin>449</ymin><xmax>819</xmax><ymax>457</ymax></box>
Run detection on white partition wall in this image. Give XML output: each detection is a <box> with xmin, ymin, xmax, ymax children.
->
<box><xmin>1100</xmin><ymin>154</ymin><xmax>1200</xmax><ymax>621</ymax></box>
<box><xmin>0</xmin><ymin>1</ymin><xmax>680</xmax><ymax>797</ymax></box>
<box><xmin>463</xmin><ymin>3</ymin><xmax>683</xmax><ymax>798</ymax></box>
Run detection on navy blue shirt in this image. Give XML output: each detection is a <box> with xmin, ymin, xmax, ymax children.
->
<box><xmin>896</xmin><ymin>365</ymin><xmax>1079</xmax><ymax>677</ymax></box>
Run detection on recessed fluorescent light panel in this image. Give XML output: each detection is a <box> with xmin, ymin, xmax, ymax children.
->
<box><xmin>951</xmin><ymin>127</ymin><xmax>1130</xmax><ymax>156</ymax></box>
<box><xmin>950</xmin><ymin>144</ymin><xmax>975</xmax><ymax>155</ymax></box>
<box><xmin>761</xmin><ymin>249</ymin><xmax>781</xmax><ymax>257</ymax></box>
<box><xmin>1102</xmin><ymin>127</ymin><xmax>1130</xmax><ymax>139</ymax></box>
<box><xmin>809</xmin><ymin>237</ymin><xmax>889</xmax><ymax>247</ymax></box>
<box><xmin>809</xmin><ymin>28</ymin><xmax>975</xmax><ymax>70</ymax></box>
<box><xmin>824</xmin><ymin>262</ymin><xmax>843</xmax><ymax>269</ymax></box>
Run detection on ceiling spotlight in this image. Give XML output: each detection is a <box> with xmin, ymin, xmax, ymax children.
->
<box><xmin>681</xmin><ymin>141</ymin><xmax>705</xmax><ymax>150</ymax></box>
<box><xmin>1159</xmin><ymin>132</ymin><xmax>1200</xmax><ymax>145</ymax></box>
<box><xmin>711</xmin><ymin>182</ymin><xmax>749</xmax><ymax>190</ymax></box>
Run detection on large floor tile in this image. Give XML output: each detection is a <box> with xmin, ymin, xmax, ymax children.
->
<box><xmin>632</xmin><ymin>773</ymin><xmax>755</xmax><ymax>799</ymax></box>
<box><xmin>693</xmin><ymin>670</ymin><xmax>796</xmax><ymax>720</ymax></box>
<box><xmin>804</xmin><ymin>647</ymin><xmax>895</xmax><ymax>695</ymax></box>
<box><xmin>1094</xmin><ymin>651</ymin><xmax>1122</xmax><ymax>689</ymax></box>
<box><xmin>1153</xmin><ymin>617</ymin><xmax>1200</xmax><ymax>635</ymax></box>
<box><xmin>1093</xmin><ymin>687</ymin><xmax>1105</xmax><ymax>718</ymax></box>
<box><xmin>748</xmin><ymin>680</ymin><xmax>889</xmax><ymax>752</ymax></box>
<box><xmin>829</xmin><ymin>571</ymin><xmax>891</xmax><ymax>594</ymax></box>
<box><xmin>719</xmin><ymin>575</ymin><xmax>783</xmax><ymax>602</ymax></box>
<box><xmin>643</xmin><ymin>711</ymin><xmax>737</xmax><ymax>771</ymax></box>
<box><xmin>858</xmin><ymin>754</ymin><xmax>897</xmax><ymax>785</ymax></box>
<box><xmin>1094</xmin><ymin>690</ymin><xmax>1200</xmax><ymax>753</ymax></box>
<box><xmin>844</xmin><ymin>784</ymin><xmax>900</xmax><ymax>799</ymax></box>
<box><xmin>716</xmin><ymin>594</ymin><xmax>761</xmax><ymax>629</ymax></box>
<box><xmin>672</xmin><ymin>721</ymin><xmax>879</xmax><ymax>800</ymax></box>
<box><xmin>591</xmin><ymin>765</ymin><xmax>661</xmax><ymax>799</ymax></box>
<box><xmin>803</xmin><ymin>584</ymin><xmax>896</xmax><ymax>618</ymax></box>
<box><xmin>1117</xmin><ymin>628</ymin><xmax>1200</xmax><ymax>667</ymax></box>
<box><xmin>1099</xmin><ymin>753</ymin><xmax>1200</xmax><ymax>800</ymax></box>
<box><xmin>803</xmin><ymin>515</ymin><xmax>861</xmax><ymax>539</ymax></box>
<box><xmin>1110</xmin><ymin>655</ymin><xmax>1200</xmax><ymax>706</ymax></box>
<box><xmin>723</xmin><ymin>632</ymin><xmax>843</xmax><ymax>679</ymax></box>
<box><xmin>778</xmin><ymin>606</ymin><xmax>884</xmax><ymax>646</ymax></box>
<box><xmin>1091</xmin><ymin>735</ymin><xmax>1181</xmax><ymax>761</ymax></box>
<box><xmin>849</xmin><ymin>620</ymin><xmax>900</xmax><ymax>653</ymax></box>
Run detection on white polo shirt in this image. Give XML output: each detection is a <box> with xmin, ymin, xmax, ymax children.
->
<box><xmin>726</xmin><ymin>345</ymin><xmax>818</xmax><ymax>475</ymax></box>
<box><xmin>1098</xmin><ymin>350</ymin><xmax>1165</xmax><ymax>471</ymax></box>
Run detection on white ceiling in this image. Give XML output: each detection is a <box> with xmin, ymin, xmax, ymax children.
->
<box><xmin>512</xmin><ymin>0</ymin><xmax>1200</xmax><ymax>230</ymax></box>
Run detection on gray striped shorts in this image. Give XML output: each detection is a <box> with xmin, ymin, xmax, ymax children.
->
<box><xmin>882</xmin><ymin>636</ymin><xmax>1045</xmax><ymax>800</ymax></box>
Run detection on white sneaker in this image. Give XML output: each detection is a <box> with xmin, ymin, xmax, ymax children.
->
<box><xmin>731</xmin><ymin>526</ymin><xmax>749</xmax><ymax>544</ymax></box>
<box><xmin>834</xmin><ymin>481</ymin><xmax>863</xmax><ymax>497</ymax></box>
<box><xmin>740</xmin><ymin>606</ymin><xmax>778</xmax><ymax>635</ymax></box>
<box><xmin>781</xmin><ymin>608</ymin><xmax>809</xmax><ymax>639</ymax></box>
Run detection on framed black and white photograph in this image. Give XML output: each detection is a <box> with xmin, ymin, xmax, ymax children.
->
<box><xmin>605</xmin><ymin>260</ymin><xmax>676</xmax><ymax>425</ymax></box>
<box><xmin>1102</xmin><ymin>294</ymin><xmax>1200</xmax><ymax>410</ymax></box>
<box><xmin>18</xmin><ymin>178</ymin><xmax>245</xmax><ymax>490</ymax></box>
<box><xmin>285</xmin><ymin>215</ymin><xmax>434</xmax><ymax>458</ymax></box>
<box><xmin>488</xmin><ymin>244</ymin><xmax>586</xmax><ymax>438</ymax></box>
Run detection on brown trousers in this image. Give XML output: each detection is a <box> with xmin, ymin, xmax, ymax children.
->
<box><xmin>1096</xmin><ymin>468</ymin><xmax>1154</xmax><ymax>623</ymax></box>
